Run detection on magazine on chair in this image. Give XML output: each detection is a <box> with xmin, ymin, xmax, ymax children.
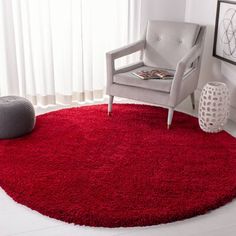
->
<box><xmin>132</xmin><ymin>68</ymin><xmax>175</xmax><ymax>80</ymax></box>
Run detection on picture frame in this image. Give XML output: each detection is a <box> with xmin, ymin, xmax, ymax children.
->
<box><xmin>213</xmin><ymin>0</ymin><xmax>236</xmax><ymax>65</ymax></box>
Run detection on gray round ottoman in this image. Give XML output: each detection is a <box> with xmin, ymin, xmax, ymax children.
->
<box><xmin>0</xmin><ymin>96</ymin><xmax>35</xmax><ymax>139</ymax></box>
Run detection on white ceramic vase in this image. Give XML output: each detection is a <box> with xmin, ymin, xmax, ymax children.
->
<box><xmin>198</xmin><ymin>82</ymin><xmax>230</xmax><ymax>133</ymax></box>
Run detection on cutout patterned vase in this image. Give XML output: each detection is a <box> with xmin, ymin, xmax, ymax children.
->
<box><xmin>198</xmin><ymin>82</ymin><xmax>230</xmax><ymax>133</ymax></box>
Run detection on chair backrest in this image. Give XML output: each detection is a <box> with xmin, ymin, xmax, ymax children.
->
<box><xmin>143</xmin><ymin>20</ymin><xmax>201</xmax><ymax>70</ymax></box>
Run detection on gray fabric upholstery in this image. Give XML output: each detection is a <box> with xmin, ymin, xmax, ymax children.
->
<box><xmin>0</xmin><ymin>96</ymin><xmax>35</xmax><ymax>139</ymax></box>
<box><xmin>110</xmin><ymin>83</ymin><xmax>170</xmax><ymax>106</ymax></box>
<box><xmin>143</xmin><ymin>21</ymin><xmax>201</xmax><ymax>70</ymax></box>
<box><xmin>114</xmin><ymin>66</ymin><xmax>173</xmax><ymax>93</ymax></box>
<box><xmin>106</xmin><ymin>20</ymin><xmax>206</xmax><ymax>127</ymax></box>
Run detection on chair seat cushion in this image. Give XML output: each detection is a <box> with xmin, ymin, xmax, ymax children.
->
<box><xmin>113</xmin><ymin>66</ymin><xmax>173</xmax><ymax>93</ymax></box>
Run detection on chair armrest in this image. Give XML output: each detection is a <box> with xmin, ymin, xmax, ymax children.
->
<box><xmin>106</xmin><ymin>40</ymin><xmax>145</xmax><ymax>90</ymax></box>
<box><xmin>181</xmin><ymin>44</ymin><xmax>202</xmax><ymax>69</ymax></box>
<box><xmin>106</xmin><ymin>40</ymin><xmax>145</xmax><ymax>60</ymax></box>
<box><xmin>169</xmin><ymin>44</ymin><xmax>203</xmax><ymax>105</ymax></box>
<box><xmin>172</xmin><ymin>44</ymin><xmax>202</xmax><ymax>86</ymax></box>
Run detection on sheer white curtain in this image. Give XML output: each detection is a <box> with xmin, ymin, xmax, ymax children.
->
<box><xmin>0</xmin><ymin>0</ymin><xmax>141</xmax><ymax>105</ymax></box>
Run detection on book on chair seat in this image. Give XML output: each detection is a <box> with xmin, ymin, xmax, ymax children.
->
<box><xmin>132</xmin><ymin>68</ymin><xmax>175</xmax><ymax>80</ymax></box>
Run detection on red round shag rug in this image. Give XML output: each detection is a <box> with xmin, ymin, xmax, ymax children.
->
<box><xmin>0</xmin><ymin>104</ymin><xmax>236</xmax><ymax>227</ymax></box>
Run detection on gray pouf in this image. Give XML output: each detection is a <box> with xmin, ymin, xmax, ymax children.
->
<box><xmin>0</xmin><ymin>96</ymin><xmax>35</xmax><ymax>139</ymax></box>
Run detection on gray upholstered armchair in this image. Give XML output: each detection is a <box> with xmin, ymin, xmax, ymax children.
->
<box><xmin>106</xmin><ymin>20</ymin><xmax>206</xmax><ymax>128</ymax></box>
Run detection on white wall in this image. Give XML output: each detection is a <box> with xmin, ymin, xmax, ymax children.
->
<box><xmin>185</xmin><ymin>0</ymin><xmax>221</xmax><ymax>88</ymax></box>
<box><xmin>185</xmin><ymin>0</ymin><xmax>236</xmax><ymax>121</ymax></box>
<box><xmin>140</xmin><ymin>0</ymin><xmax>186</xmax><ymax>34</ymax></box>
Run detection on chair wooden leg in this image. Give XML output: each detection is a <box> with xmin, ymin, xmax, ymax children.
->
<box><xmin>108</xmin><ymin>95</ymin><xmax>114</xmax><ymax>116</ymax></box>
<box><xmin>190</xmin><ymin>92</ymin><xmax>195</xmax><ymax>110</ymax></box>
<box><xmin>167</xmin><ymin>108</ymin><xmax>174</xmax><ymax>129</ymax></box>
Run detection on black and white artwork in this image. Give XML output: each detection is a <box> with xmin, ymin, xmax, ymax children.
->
<box><xmin>213</xmin><ymin>0</ymin><xmax>236</xmax><ymax>65</ymax></box>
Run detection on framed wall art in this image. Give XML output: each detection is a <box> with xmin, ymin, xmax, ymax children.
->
<box><xmin>213</xmin><ymin>0</ymin><xmax>236</xmax><ymax>65</ymax></box>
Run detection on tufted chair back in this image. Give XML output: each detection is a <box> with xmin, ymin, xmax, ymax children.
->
<box><xmin>143</xmin><ymin>21</ymin><xmax>201</xmax><ymax>70</ymax></box>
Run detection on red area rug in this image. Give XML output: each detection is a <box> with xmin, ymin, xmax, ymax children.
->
<box><xmin>0</xmin><ymin>104</ymin><xmax>236</xmax><ymax>227</ymax></box>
